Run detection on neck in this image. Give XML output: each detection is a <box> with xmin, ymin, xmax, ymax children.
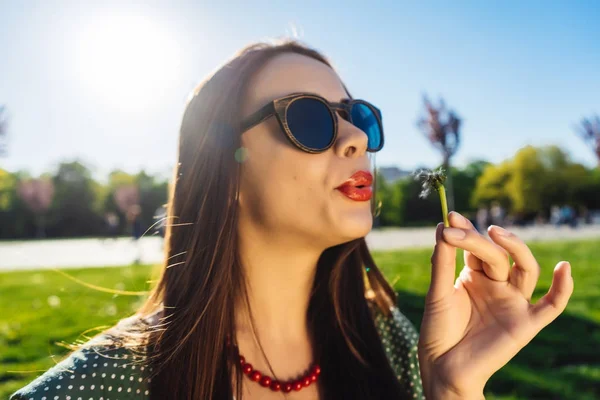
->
<box><xmin>235</xmin><ymin>226</ymin><xmax>324</xmax><ymax>344</ymax></box>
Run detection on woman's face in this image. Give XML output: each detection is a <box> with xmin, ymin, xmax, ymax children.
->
<box><xmin>238</xmin><ymin>52</ymin><xmax>374</xmax><ymax>249</ymax></box>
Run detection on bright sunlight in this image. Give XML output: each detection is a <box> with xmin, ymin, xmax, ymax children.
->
<box><xmin>73</xmin><ymin>14</ymin><xmax>181</xmax><ymax>112</ymax></box>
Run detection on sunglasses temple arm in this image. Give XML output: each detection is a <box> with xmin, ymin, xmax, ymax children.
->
<box><xmin>240</xmin><ymin>102</ymin><xmax>277</xmax><ymax>133</ymax></box>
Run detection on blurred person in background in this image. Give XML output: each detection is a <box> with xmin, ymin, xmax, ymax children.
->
<box><xmin>490</xmin><ymin>201</ymin><xmax>506</xmax><ymax>227</ymax></box>
<box><xmin>476</xmin><ymin>205</ymin><xmax>490</xmax><ymax>233</ymax></box>
<box><xmin>103</xmin><ymin>211</ymin><xmax>120</xmax><ymax>242</ymax></box>
<box><xmin>127</xmin><ymin>204</ymin><xmax>143</xmax><ymax>263</ymax></box>
<box><xmin>560</xmin><ymin>205</ymin><xmax>578</xmax><ymax>228</ymax></box>
<box><xmin>153</xmin><ymin>204</ymin><xmax>167</xmax><ymax>250</ymax></box>
<box><xmin>550</xmin><ymin>205</ymin><xmax>561</xmax><ymax>226</ymax></box>
<box><xmin>153</xmin><ymin>204</ymin><xmax>167</xmax><ymax>238</ymax></box>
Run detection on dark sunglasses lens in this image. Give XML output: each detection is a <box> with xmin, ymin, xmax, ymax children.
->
<box><xmin>286</xmin><ymin>98</ymin><xmax>335</xmax><ymax>150</ymax></box>
<box><xmin>351</xmin><ymin>103</ymin><xmax>382</xmax><ymax>150</ymax></box>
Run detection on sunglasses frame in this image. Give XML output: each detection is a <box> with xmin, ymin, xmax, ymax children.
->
<box><xmin>240</xmin><ymin>92</ymin><xmax>384</xmax><ymax>154</ymax></box>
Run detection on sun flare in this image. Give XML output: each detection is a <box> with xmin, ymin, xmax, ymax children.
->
<box><xmin>74</xmin><ymin>14</ymin><xmax>181</xmax><ymax>111</ymax></box>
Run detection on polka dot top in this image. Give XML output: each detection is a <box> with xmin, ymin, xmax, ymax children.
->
<box><xmin>10</xmin><ymin>305</ymin><xmax>424</xmax><ymax>399</ymax></box>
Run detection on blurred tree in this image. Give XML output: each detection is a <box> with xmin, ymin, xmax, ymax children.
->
<box><xmin>105</xmin><ymin>170</ymin><xmax>169</xmax><ymax>238</ymax></box>
<box><xmin>16</xmin><ymin>177</ymin><xmax>55</xmax><ymax>238</ymax></box>
<box><xmin>0</xmin><ymin>170</ymin><xmax>34</xmax><ymax>238</ymax></box>
<box><xmin>506</xmin><ymin>146</ymin><xmax>548</xmax><ymax>213</ymax></box>
<box><xmin>0</xmin><ymin>168</ymin><xmax>21</xmax><ymax>238</ymax></box>
<box><xmin>98</xmin><ymin>170</ymin><xmax>138</xmax><ymax>233</ymax></box>
<box><xmin>0</xmin><ymin>168</ymin><xmax>16</xmax><ymax>211</ymax></box>
<box><xmin>0</xmin><ymin>164</ymin><xmax>170</xmax><ymax>239</ymax></box>
<box><xmin>463</xmin><ymin>160</ymin><xmax>492</xmax><ymax>178</ymax></box>
<box><xmin>417</xmin><ymin>95</ymin><xmax>461</xmax><ymax>210</ymax></box>
<box><xmin>471</xmin><ymin>161</ymin><xmax>513</xmax><ymax>210</ymax></box>
<box><xmin>472</xmin><ymin>146</ymin><xmax>595</xmax><ymax>221</ymax></box>
<box><xmin>136</xmin><ymin>170</ymin><xmax>168</xmax><ymax>237</ymax></box>
<box><xmin>539</xmin><ymin>145</ymin><xmax>570</xmax><ymax>171</ymax></box>
<box><xmin>539</xmin><ymin>146</ymin><xmax>587</xmax><ymax>206</ymax></box>
<box><xmin>47</xmin><ymin>160</ymin><xmax>105</xmax><ymax>237</ymax></box>
<box><xmin>108</xmin><ymin>170</ymin><xmax>138</xmax><ymax>188</ymax></box>
<box><xmin>375</xmin><ymin>171</ymin><xmax>405</xmax><ymax>226</ymax></box>
<box><xmin>574</xmin><ymin>167</ymin><xmax>600</xmax><ymax>210</ymax></box>
<box><xmin>451</xmin><ymin>160</ymin><xmax>491</xmax><ymax>214</ymax></box>
<box><xmin>575</xmin><ymin>115</ymin><xmax>600</xmax><ymax>165</ymax></box>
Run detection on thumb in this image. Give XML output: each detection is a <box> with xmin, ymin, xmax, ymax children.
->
<box><xmin>427</xmin><ymin>222</ymin><xmax>457</xmax><ymax>303</ymax></box>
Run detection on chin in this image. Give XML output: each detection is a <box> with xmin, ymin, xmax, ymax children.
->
<box><xmin>337</xmin><ymin>214</ymin><xmax>373</xmax><ymax>242</ymax></box>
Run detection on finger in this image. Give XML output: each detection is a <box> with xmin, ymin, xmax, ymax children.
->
<box><xmin>448</xmin><ymin>212</ymin><xmax>483</xmax><ymax>271</ymax></box>
<box><xmin>448</xmin><ymin>211</ymin><xmax>477</xmax><ymax>231</ymax></box>
<box><xmin>488</xmin><ymin>225</ymin><xmax>540</xmax><ymax>300</ymax></box>
<box><xmin>442</xmin><ymin>225</ymin><xmax>511</xmax><ymax>282</ymax></box>
<box><xmin>428</xmin><ymin>222</ymin><xmax>457</xmax><ymax>302</ymax></box>
<box><xmin>530</xmin><ymin>261</ymin><xmax>574</xmax><ymax>329</ymax></box>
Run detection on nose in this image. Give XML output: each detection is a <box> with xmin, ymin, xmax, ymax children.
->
<box><xmin>333</xmin><ymin>118</ymin><xmax>369</xmax><ymax>158</ymax></box>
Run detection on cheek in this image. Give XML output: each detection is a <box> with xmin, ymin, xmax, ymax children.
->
<box><xmin>241</xmin><ymin>129</ymin><xmax>331</xmax><ymax>210</ymax></box>
<box><xmin>260</xmin><ymin>161</ymin><xmax>330</xmax><ymax>217</ymax></box>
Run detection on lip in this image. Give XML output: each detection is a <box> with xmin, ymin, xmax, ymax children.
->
<box><xmin>336</xmin><ymin>170</ymin><xmax>373</xmax><ymax>202</ymax></box>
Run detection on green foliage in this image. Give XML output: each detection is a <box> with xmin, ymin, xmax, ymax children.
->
<box><xmin>452</xmin><ymin>160</ymin><xmax>491</xmax><ymax>212</ymax></box>
<box><xmin>472</xmin><ymin>161</ymin><xmax>514</xmax><ymax>209</ymax></box>
<box><xmin>574</xmin><ymin>167</ymin><xmax>600</xmax><ymax>209</ymax></box>
<box><xmin>0</xmin><ymin>168</ymin><xmax>16</xmax><ymax>211</ymax></box>
<box><xmin>376</xmin><ymin>170</ymin><xmax>405</xmax><ymax>226</ymax></box>
<box><xmin>48</xmin><ymin>161</ymin><xmax>105</xmax><ymax>237</ymax></box>
<box><xmin>375</xmin><ymin>145</ymin><xmax>597</xmax><ymax>227</ymax></box>
<box><xmin>507</xmin><ymin>146</ymin><xmax>548</xmax><ymax>212</ymax></box>
<box><xmin>472</xmin><ymin>145</ymin><xmax>598</xmax><ymax>215</ymax></box>
<box><xmin>1</xmin><ymin>163</ymin><xmax>168</xmax><ymax>239</ymax></box>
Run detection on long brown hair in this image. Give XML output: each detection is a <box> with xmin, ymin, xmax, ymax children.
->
<box><xmin>99</xmin><ymin>38</ymin><xmax>405</xmax><ymax>400</ymax></box>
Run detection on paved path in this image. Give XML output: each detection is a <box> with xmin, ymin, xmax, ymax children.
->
<box><xmin>1</xmin><ymin>224</ymin><xmax>599</xmax><ymax>271</ymax></box>
<box><xmin>366</xmin><ymin>223</ymin><xmax>600</xmax><ymax>250</ymax></box>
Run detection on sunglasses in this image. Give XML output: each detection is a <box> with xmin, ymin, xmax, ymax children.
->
<box><xmin>240</xmin><ymin>92</ymin><xmax>384</xmax><ymax>153</ymax></box>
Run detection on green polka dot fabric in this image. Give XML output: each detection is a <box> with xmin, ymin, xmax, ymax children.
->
<box><xmin>9</xmin><ymin>339</ymin><xmax>152</xmax><ymax>400</ymax></box>
<box><xmin>372</xmin><ymin>306</ymin><xmax>425</xmax><ymax>399</ymax></box>
<box><xmin>10</xmin><ymin>305</ymin><xmax>424</xmax><ymax>399</ymax></box>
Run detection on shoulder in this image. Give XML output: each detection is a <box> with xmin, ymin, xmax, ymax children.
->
<box><xmin>371</xmin><ymin>303</ymin><xmax>419</xmax><ymax>351</ymax></box>
<box><xmin>371</xmin><ymin>304</ymin><xmax>425</xmax><ymax>399</ymax></box>
<box><xmin>10</xmin><ymin>317</ymin><xmax>152</xmax><ymax>400</ymax></box>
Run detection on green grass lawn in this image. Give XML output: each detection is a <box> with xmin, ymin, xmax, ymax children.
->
<box><xmin>1</xmin><ymin>238</ymin><xmax>599</xmax><ymax>399</ymax></box>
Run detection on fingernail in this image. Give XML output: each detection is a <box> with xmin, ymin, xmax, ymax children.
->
<box><xmin>435</xmin><ymin>223</ymin><xmax>444</xmax><ymax>242</ymax></box>
<box><xmin>450</xmin><ymin>211</ymin><xmax>468</xmax><ymax>224</ymax></box>
<box><xmin>555</xmin><ymin>261</ymin><xmax>571</xmax><ymax>276</ymax></box>
<box><xmin>459</xmin><ymin>213</ymin><xmax>469</xmax><ymax>224</ymax></box>
<box><xmin>491</xmin><ymin>225</ymin><xmax>510</xmax><ymax>237</ymax></box>
<box><xmin>444</xmin><ymin>227</ymin><xmax>466</xmax><ymax>240</ymax></box>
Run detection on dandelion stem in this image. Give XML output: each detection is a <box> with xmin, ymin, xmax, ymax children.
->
<box><xmin>437</xmin><ymin>184</ymin><xmax>450</xmax><ymax>227</ymax></box>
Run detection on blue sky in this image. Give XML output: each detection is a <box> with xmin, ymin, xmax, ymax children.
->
<box><xmin>1</xmin><ymin>0</ymin><xmax>599</xmax><ymax>183</ymax></box>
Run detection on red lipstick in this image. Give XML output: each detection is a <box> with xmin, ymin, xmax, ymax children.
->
<box><xmin>336</xmin><ymin>170</ymin><xmax>373</xmax><ymax>202</ymax></box>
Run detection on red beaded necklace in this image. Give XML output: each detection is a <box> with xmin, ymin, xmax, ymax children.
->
<box><xmin>238</xmin><ymin>353</ymin><xmax>321</xmax><ymax>393</ymax></box>
<box><xmin>226</xmin><ymin>335</ymin><xmax>321</xmax><ymax>393</ymax></box>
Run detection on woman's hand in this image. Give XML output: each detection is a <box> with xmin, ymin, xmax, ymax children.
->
<box><xmin>418</xmin><ymin>211</ymin><xmax>574</xmax><ymax>399</ymax></box>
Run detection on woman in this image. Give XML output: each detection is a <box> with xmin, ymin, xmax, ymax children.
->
<box><xmin>11</xmin><ymin>38</ymin><xmax>574</xmax><ymax>400</ymax></box>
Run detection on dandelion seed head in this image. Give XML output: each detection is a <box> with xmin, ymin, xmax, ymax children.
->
<box><xmin>412</xmin><ymin>167</ymin><xmax>447</xmax><ymax>199</ymax></box>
